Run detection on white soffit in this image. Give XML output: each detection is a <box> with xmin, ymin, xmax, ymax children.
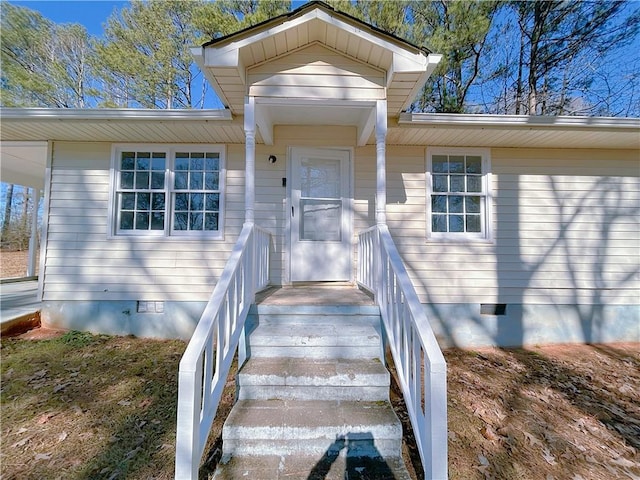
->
<box><xmin>194</xmin><ymin>1</ymin><xmax>437</xmax><ymax>116</ymax></box>
<box><xmin>0</xmin><ymin>141</ymin><xmax>48</xmax><ymax>189</ymax></box>
<box><xmin>0</xmin><ymin>108</ymin><xmax>245</xmax><ymax>144</ymax></box>
<box><xmin>392</xmin><ymin>113</ymin><xmax>640</xmax><ymax>149</ymax></box>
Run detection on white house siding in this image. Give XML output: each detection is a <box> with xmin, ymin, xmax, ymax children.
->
<box><xmin>247</xmin><ymin>43</ymin><xmax>386</xmax><ymax>101</ymax></box>
<box><xmin>379</xmin><ymin>146</ymin><xmax>639</xmax><ymax>346</ymax></box>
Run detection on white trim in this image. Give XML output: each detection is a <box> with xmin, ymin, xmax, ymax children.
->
<box><xmin>426</xmin><ymin>147</ymin><xmax>493</xmax><ymax>243</ymax></box>
<box><xmin>401</xmin><ymin>112</ymin><xmax>640</xmax><ymax>130</ymax></box>
<box><xmin>109</xmin><ymin>143</ymin><xmax>226</xmax><ymax>240</ymax></box>
<box><xmin>0</xmin><ymin>107</ymin><xmax>232</xmax><ymax>121</ymax></box>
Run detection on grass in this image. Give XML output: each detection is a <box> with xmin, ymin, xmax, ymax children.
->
<box><xmin>2</xmin><ymin>332</ymin><xmax>639</xmax><ymax>480</ymax></box>
<box><xmin>1</xmin><ymin>331</ymin><xmax>186</xmax><ymax>480</ymax></box>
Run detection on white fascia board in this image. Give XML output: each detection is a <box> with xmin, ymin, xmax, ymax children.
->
<box><xmin>313</xmin><ymin>9</ymin><xmax>427</xmax><ymax>68</ymax></box>
<box><xmin>399</xmin><ymin>54</ymin><xmax>442</xmax><ymax>111</ymax></box>
<box><xmin>0</xmin><ymin>107</ymin><xmax>233</xmax><ymax>121</ymax></box>
<box><xmin>192</xmin><ymin>46</ymin><xmax>235</xmax><ymax>112</ymax></box>
<box><xmin>399</xmin><ymin>113</ymin><xmax>640</xmax><ymax>130</ymax></box>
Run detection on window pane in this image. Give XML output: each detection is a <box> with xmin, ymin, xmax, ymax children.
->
<box><xmin>450</xmin><ymin>176</ymin><xmax>464</xmax><ymax>192</ymax></box>
<box><xmin>449</xmin><ymin>195</ymin><xmax>464</xmax><ymax>213</ymax></box>
<box><xmin>137</xmin><ymin>193</ymin><xmax>150</xmax><ymax>211</ymax></box>
<box><xmin>190</xmin><ymin>212</ymin><xmax>203</xmax><ymax>230</ymax></box>
<box><xmin>205</xmin><ymin>172</ymin><xmax>219</xmax><ymax>190</ymax></box>
<box><xmin>175</xmin><ymin>193</ymin><xmax>189</xmax><ymax>211</ymax></box>
<box><xmin>433</xmin><ymin>175</ymin><xmax>448</xmax><ymax>192</ymax></box>
<box><xmin>466</xmin><ymin>156</ymin><xmax>482</xmax><ymax>174</ymax></box>
<box><xmin>151</xmin><ymin>172</ymin><xmax>165</xmax><ymax>189</ymax></box>
<box><xmin>151</xmin><ymin>212</ymin><xmax>164</xmax><ymax>230</ymax></box>
<box><xmin>190</xmin><ymin>172</ymin><xmax>203</xmax><ymax>190</ymax></box>
<box><xmin>174</xmin><ymin>212</ymin><xmax>188</xmax><ymax>230</ymax></box>
<box><xmin>205</xmin><ymin>213</ymin><xmax>218</xmax><ymax>230</ymax></box>
<box><xmin>205</xmin><ymin>154</ymin><xmax>219</xmax><ymax>170</ymax></box>
<box><xmin>121</xmin><ymin>152</ymin><xmax>135</xmax><ymax>170</ymax></box>
<box><xmin>135</xmin><ymin>212</ymin><xmax>149</xmax><ymax>230</ymax></box>
<box><xmin>190</xmin><ymin>193</ymin><xmax>204</xmax><ymax>211</ymax></box>
<box><xmin>191</xmin><ymin>155</ymin><xmax>204</xmax><ymax>170</ymax></box>
<box><xmin>432</xmin><ymin>215</ymin><xmax>447</xmax><ymax>232</ymax></box>
<box><xmin>136</xmin><ymin>154</ymin><xmax>150</xmax><ymax>171</ymax></box>
<box><xmin>135</xmin><ymin>171</ymin><xmax>149</xmax><ymax>189</ymax></box>
<box><xmin>449</xmin><ymin>215</ymin><xmax>464</xmax><ymax>232</ymax></box>
<box><xmin>120</xmin><ymin>212</ymin><xmax>134</xmax><ymax>230</ymax></box>
<box><xmin>121</xmin><ymin>193</ymin><xmax>135</xmax><ymax>210</ymax></box>
<box><xmin>152</xmin><ymin>193</ymin><xmax>165</xmax><ymax>210</ymax></box>
<box><xmin>449</xmin><ymin>156</ymin><xmax>464</xmax><ymax>173</ymax></box>
<box><xmin>432</xmin><ymin>195</ymin><xmax>447</xmax><ymax>213</ymax></box>
<box><xmin>151</xmin><ymin>156</ymin><xmax>165</xmax><ymax>171</ymax></box>
<box><xmin>467</xmin><ymin>215</ymin><xmax>481</xmax><ymax>233</ymax></box>
<box><xmin>432</xmin><ymin>155</ymin><xmax>448</xmax><ymax>173</ymax></box>
<box><xmin>174</xmin><ymin>172</ymin><xmax>188</xmax><ymax>190</ymax></box>
<box><xmin>121</xmin><ymin>171</ymin><xmax>134</xmax><ymax>189</ymax></box>
<box><xmin>205</xmin><ymin>193</ymin><xmax>219</xmax><ymax>211</ymax></box>
<box><xmin>175</xmin><ymin>156</ymin><xmax>189</xmax><ymax>170</ymax></box>
<box><xmin>467</xmin><ymin>176</ymin><xmax>482</xmax><ymax>193</ymax></box>
<box><xmin>466</xmin><ymin>196</ymin><xmax>481</xmax><ymax>213</ymax></box>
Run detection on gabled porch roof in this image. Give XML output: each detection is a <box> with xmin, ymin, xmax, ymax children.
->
<box><xmin>193</xmin><ymin>2</ymin><xmax>440</xmax><ymax>137</ymax></box>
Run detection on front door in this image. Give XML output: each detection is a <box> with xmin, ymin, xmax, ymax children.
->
<box><xmin>290</xmin><ymin>147</ymin><xmax>351</xmax><ymax>282</ymax></box>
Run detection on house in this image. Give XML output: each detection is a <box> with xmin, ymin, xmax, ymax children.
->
<box><xmin>1</xmin><ymin>1</ymin><xmax>638</xmax><ymax>347</ymax></box>
<box><xmin>1</xmin><ymin>2</ymin><xmax>638</xmax><ymax>477</ymax></box>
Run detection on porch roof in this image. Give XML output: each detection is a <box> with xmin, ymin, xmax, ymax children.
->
<box><xmin>192</xmin><ymin>1</ymin><xmax>440</xmax><ymax>117</ymax></box>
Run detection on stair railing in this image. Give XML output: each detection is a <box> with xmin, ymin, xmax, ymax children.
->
<box><xmin>357</xmin><ymin>224</ymin><xmax>448</xmax><ymax>480</ymax></box>
<box><xmin>175</xmin><ymin>223</ymin><xmax>270</xmax><ymax>480</ymax></box>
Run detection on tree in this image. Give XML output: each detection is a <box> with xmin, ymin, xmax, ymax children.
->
<box><xmin>513</xmin><ymin>0</ymin><xmax>640</xmax><ymax>115</ymax></box>
<box><xmin>94</xmin><ymin>0</ymin><xmax>200</xmax><ymax>108</ymax></box>
<box><xmin>410</xmin><ymin>0</ymin><xmax>499</xmax><ymax>113</ymax></box>
<box><xmin>1</xmin><ymin>3</ymin><xmax>95</xmax><ymax>108</ymax></box>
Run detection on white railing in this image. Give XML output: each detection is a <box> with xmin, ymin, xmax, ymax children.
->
<box><xmin>175</xmin><ymin>223</ymin><xmax>270</xmax><ymax>480</ymax></box>
<box><xmin>358</xmin><ymin>224</ymin><xmax>448</xmax><ymax>480</ymax></box>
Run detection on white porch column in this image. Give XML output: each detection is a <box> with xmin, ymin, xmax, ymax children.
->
<box><xmin>27</xmin><ymin>188</ymin><xmax>40</xmax><ymax>277</ymax></box>
<box><xmin>244</xmin><ymin>96</ymin><xmax>256</xmax><ymax>224</ymax></box>
<box><xmin>375</xmin><ymin>99</ymin><xmax>387</xmax><ymax>225</ymax></box>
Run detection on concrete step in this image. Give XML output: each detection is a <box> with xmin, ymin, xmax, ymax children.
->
<box><xmin>222</xmin><ymin>400</ymin><xmax>403</xmax><ymax>458</ymax></box>
<box><xmin>245</xmin><ymin>310</ymin><xmax>383</xmax><ymax>360</ymax></box>
<box><xmin>212</xmin><ymin>452</ymin><xmax>411</xmax><ymax>479</ymax></box>
<box><xmin>238</xmin><ymin>357</ymin><xmax>390</xmax><ymax>401</ymax></box>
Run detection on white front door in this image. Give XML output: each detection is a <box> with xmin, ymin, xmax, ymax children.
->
<box><xmin>290</xmin><ymin>147</ymin><xmax>351</xmax><ymax>282</ymax></box>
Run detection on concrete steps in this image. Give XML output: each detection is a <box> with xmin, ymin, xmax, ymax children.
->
<box><xmin>238</xmin><ymin>357</ymin><xmax>390</xmax><ymax>401</ymax></box>
<box><xmin>213</xmin><ymin>301</ymin><xmax>410</xmax><ymax>479</ymax></box>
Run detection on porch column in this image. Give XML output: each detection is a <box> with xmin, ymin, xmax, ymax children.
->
<box><xmin>244</xmin><ymin>96</ymin><xmax>256</xmax><ymax>224</ymax></box>
<box><xmin>375</xmin><ymin>99</ymin><xmax>387</xmax><ymax>225</ymax></box>
<box><xmin>27</xmin><ymin>188</ymin><xmax>40</xmax><ymax>277</ymax></box>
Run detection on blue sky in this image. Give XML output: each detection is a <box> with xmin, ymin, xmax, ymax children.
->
<box><xmin>10</xmin><ymin>1</ymin><xmax>128</xmax><ymax>36</ymax></box>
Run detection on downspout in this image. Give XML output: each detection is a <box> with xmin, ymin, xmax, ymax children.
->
<box><xmin>244</xmin><ymin>96</ymin><xmax>255</xmax><ymax>225</ymax></box>
<box><xmin>376</xmin><ymin>99</ymin><xmax>387</xmax><ymax>225</ymax></box>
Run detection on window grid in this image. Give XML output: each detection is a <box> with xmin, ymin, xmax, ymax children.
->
<box><xmin>429</xmin><ymin>151</ymin><xmax>489</xmax><ymax>239</ymax></box>
<box><xmin>172</xmin><ymin>152</ymin><xmax>221</xmax><ymax>232</ymax></box>
<box><xmin>117</xmin><ymin>151</ymin><xmax>166</xmax><ymax>232</ymax></box>
<box><xmin>113</xmin><ymin>146</ymin><xmax>224</xmax><ymax>237</ymax></box>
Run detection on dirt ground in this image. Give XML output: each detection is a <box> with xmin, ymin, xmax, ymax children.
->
<box><xmin>3</xmin><ymin>325</ymin><xmax>637</xmax><ymax>480</ymax></box>
<box><xmin>0</xmin><ymin>249</ymin><xmax>38</xmax><ymax>279</ymax></box>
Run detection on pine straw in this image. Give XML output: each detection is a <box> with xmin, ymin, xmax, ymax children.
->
<box><xmin>1</xmin><ymin>332</ymin><xmax>639</xmax><ymax>480</ymax></box>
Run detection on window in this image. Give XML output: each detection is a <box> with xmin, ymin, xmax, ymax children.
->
<box><xmin>426</xmin><ymin>147</ymin><xmax>491</xmax><ymax>241</ymax></box>
<box><xmin>111</xmin><ymin>145</ymin><xmax>225</xmax><ymax>238</ymax></box>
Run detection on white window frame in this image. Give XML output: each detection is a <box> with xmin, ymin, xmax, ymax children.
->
<box><xmin>426</xmin><ymin>147</ymin><xmax>493</xmax><ymax>243</ymax></box>
<box><xmin>109</xmin><ymin>144</ymin><xmax>226</xmax><ymax>240</ymax></box>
